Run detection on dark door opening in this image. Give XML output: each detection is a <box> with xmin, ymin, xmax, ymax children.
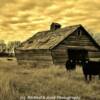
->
<box><xmin>68</xmin><ymin>49</ymin><xmax>88</xmax><ymax>64</ymax></box>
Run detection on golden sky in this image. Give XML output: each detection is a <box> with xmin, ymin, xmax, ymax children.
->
<box><xmin>0</xmin><ymin>0</ymin><xmax>100</xmax><ymax>43</ymax></box>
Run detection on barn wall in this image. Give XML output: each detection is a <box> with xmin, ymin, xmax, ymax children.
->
<box><xmin>88</xmin><ymin>51</ymin><xmax>100</xmax><ymax>58</ymax></box>
<box><xmin>51</xmin><ymin>49</ymin><xmax>68</xmax><ymax>64</ymax></box>
<box><xmin>15</xmin><ymin>49</ymin><xmax>53</xmax><ymax>66</ymax></box>
<box><xmin>52</xmin><ymin>28</ymin><xmax>100</xmax><ymax>65</ymax></box>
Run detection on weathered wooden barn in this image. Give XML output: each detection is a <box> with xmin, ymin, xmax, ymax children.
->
<box><xmin>15</xmin><ymin>23</ymin><xmax>100</xmax><ymax>66</ymax></box>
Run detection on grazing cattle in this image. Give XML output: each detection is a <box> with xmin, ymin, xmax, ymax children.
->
<box><xmin>82</xmin><ymin>60</ymin><xmax>100</xmax><ymax>81</ymax></box>
<box><xmin>65</xmin><ymin>59</ymin><xmax>76</xmax><ymax>71</ymax></box>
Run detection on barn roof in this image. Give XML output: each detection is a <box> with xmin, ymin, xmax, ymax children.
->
<box><xmin>17</xmin><ymin>24</ymin><xmax>100</xmax><ymax>50</ymax></box>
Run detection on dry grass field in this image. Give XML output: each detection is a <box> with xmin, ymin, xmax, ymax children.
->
<box><xmin>0</xmin><ymin>58</ymin><xmax>100</xmax><ymax>100</ymax></box>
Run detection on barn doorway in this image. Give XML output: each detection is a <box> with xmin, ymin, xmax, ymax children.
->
<box><xmin>68</xmin><ymin>49</ymin><xmax>88</xmax><ymax>64</ymax></box>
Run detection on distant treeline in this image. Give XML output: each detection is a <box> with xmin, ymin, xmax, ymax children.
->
<box><xmin>0</xmin><ymin>40</ymin><xmax>21</xmax><ymax>57</ymax></box>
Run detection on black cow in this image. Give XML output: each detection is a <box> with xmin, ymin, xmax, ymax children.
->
<box><xmin>65</xmin><ymin>59</ymin><xmax>76</xmax><ymax>72</ymax></box>
<box><xmin>82</xmin><ymin>60</ymin><xmax>100</xmax><ymax>81</ymax></box>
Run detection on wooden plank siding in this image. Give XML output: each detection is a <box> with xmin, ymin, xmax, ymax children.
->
<box><xmin>52</xmin><ymin>29</ymin><xmax>100</xmax><ymax>65</ymax></box>
<box><xmin>15</xmin><ymin>49</ymin><xmax>53</xmax><ymax>65</ymax></box>
<box><xmin>88</xmin><ymin>51</ymin><xmax>100</xmax><ymax>58</ymax></box>
<box><xmin>51</xmin><ymin>49</ymin><xmax>68</xmax><ymax>65</ymax></box>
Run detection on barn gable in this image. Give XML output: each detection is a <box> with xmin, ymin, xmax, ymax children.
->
<box><xmin>53</xmin><ymin>26</ymin><xmax>100</xmax><ymax>51</ymax></box>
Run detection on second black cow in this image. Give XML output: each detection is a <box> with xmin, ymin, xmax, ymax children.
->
<box><xmin>82</xmin><ymin>60</ymin><xmax>100</xmax><ymax>81</ymax></box>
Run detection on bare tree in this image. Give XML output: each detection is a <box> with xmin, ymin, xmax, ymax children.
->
<box><xmin>0</xmin><ymin>40</ymin><xmax>6</xmax><ymax>53</ymax></box>
<box><xmin>7</xmin><ymin>41</ymin><xmax>21</xmax><ymax>56</ymax></box>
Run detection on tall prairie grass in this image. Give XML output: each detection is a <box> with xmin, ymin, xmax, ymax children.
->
<box><xmin>0</xmin><ymin>58</ymin><xmax>100</xmax><ymax>100</ymax></box>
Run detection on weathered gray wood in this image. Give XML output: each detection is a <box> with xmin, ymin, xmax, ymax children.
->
<box><xmin>15</xmin><ymin>49</ymin><xmax>54</xmax><ymax>66</ymax></box>
<box><xmin>88</xmin><ymin>51</ymin><xmax>100</xmax><ymax>58</ymax></box>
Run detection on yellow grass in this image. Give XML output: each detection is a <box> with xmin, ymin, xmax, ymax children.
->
<box><xmin>0</xmin><ymin>58</ymin><xmax>100</xmax><ymax>100</ymax></box>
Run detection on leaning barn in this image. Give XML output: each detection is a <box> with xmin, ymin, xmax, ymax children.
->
<box><xmin>15</xmin><ymin>23</ymin><xmax>100</xmax><ymax>66</ymax></box>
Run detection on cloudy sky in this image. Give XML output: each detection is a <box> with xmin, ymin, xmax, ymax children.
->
<box><xmin>0</xmin><ymin>0</ymin><xmax>100</xmax><ymax>43</ymax></box>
